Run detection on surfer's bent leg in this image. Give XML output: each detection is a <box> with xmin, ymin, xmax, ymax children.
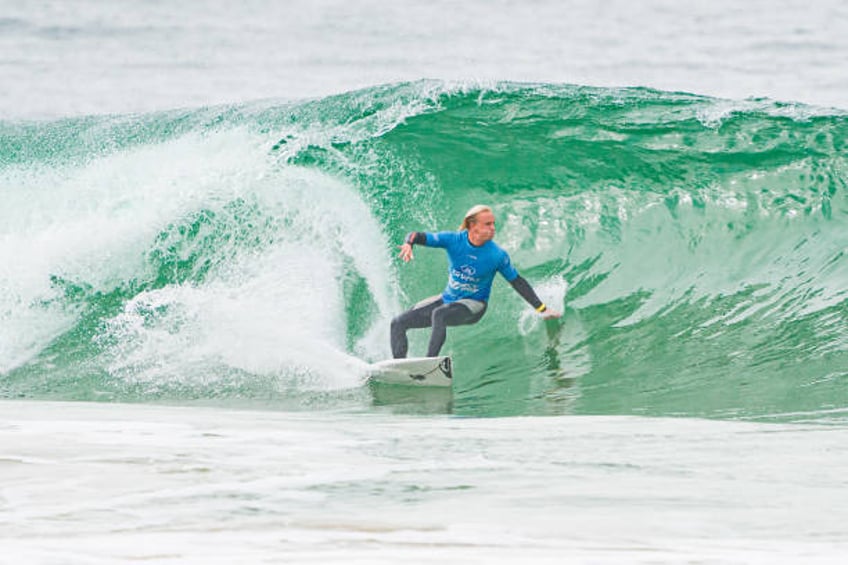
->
<box><xmin>391</xmin><ymin>296</ymin><xmax>443</xmax><ymax>358</ymax></box>
<box><xmin>426</xmin><ymin>300</ymin><xmax>487</xmax><ymax>357</ymax></box>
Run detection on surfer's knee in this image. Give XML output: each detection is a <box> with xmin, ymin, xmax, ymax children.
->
<box><xmin>430</xmin><ymin>305</ymin><xmax>448</xmax><ymax>327</ymax></box>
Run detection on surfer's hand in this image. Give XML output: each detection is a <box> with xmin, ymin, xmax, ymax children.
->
<box><xmin>541</xmin><ymin>309</ymin><xmax>561</xmax><ymax>320</ymax></box>
<box><xmin>398</xmin><ymin>243</ymin><xmax>414</xmax><ymax>262</ymax></box>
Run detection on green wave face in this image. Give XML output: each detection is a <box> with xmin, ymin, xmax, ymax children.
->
<box><xmin>2</xmin><ymin>81</ymin><xmax>847</xmax><ymax>421</ymax></box>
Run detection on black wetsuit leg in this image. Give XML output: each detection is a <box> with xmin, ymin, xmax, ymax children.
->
<box><xmin>426</xmin><ymin>301</ymin><xmax>487</xmax><ymax>357</ymax></box>
<box><xmin>391</xmin><ymin>297</ymin><xmax>488</xmax><ymax>358</ymax></box>
<box><xmin>390</xmin><ymin>296</ymin><xmax>443</xmax><ymax>358</ymax></box>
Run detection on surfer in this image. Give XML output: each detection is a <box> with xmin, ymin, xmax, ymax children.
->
<box><xmin>391</xmin><ymin>205</ymin><xmax>561</xmax><ymax>358</ymax></box>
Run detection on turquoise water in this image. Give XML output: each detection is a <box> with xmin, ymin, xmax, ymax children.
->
<box><xmin>3</xmin><ymin>3</ymin><xmax>848</xmax><ymax>562</ymax></box>
<box><xmin>2</xmin><ymin>82</ymin><xmax>846</xmax><ymax>421</ymax></box>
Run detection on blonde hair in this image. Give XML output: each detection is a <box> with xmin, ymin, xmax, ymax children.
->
<box><xmin>459</xmin><ymin>204</ymin><xmax>492</xmax><ymax>230</ymax></box>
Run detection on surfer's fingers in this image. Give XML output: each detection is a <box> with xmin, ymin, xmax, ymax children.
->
<box><xmin>397</xmin><ymin>244</ymin><xmax>413</xmax><ymax>261</ymax></box>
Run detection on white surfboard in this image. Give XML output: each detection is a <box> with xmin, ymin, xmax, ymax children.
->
<box><xmin>368</xmin><ymin>356</ymin><xmax>453</xmax><ymax>387</ymax></box>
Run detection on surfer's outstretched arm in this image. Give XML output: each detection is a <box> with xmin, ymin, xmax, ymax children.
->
<box><xmin>509</xmin><ymin>275</ymin><xmax>562</xmax><ymax>319</ymax></box>
<box><xmin>398</xmin><ymin>231</ymin><xmax>427</xmax><ymax>262</ymax></box>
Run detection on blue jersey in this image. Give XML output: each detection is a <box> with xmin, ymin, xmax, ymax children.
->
<box><xmin>424</xmin><ymin>231</ymin><xmax>519</xmax><ymax>303</ymax></box>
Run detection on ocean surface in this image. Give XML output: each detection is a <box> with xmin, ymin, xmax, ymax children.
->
<box><xmin>2</xmin><ymin>1</ymin><xmax>848</xmax><ymax>563</ymax></box>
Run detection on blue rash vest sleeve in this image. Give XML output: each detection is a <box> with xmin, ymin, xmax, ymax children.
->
<box><xmin>497</xmin><ymin>251</ymin><xmax>519</xmax><ymax>282</ymax></box>
<box><xmin>425</xmin><ymin>231</ymin><xmax>455</xmax><ymax>248</ymax></box>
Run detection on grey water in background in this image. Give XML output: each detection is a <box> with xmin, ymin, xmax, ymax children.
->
<box><xmin>1</xmin><ymin>0</ymin><xmax>847</xmax><ymax>119</ymax></box>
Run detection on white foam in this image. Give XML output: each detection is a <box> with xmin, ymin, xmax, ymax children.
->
<box><xmin>0</xmin><ymin>127</ymin><xmax>397</xmax><ymax>387</ymax></box>
<box><xmin>2</xmin><ymin>400</ymin><xmax>847</xmax><ymax>564</ymax></box>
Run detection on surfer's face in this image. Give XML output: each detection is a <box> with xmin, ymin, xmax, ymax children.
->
<box><xmin>468</xmin><ymin>211</ymin><xmax>496</xmax><ymax>244</ymax></box>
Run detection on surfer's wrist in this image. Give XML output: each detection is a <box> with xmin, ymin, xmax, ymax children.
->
<box><xmin>535</xmin><ymin>303</ymin><xmax>547</xmax><ymax>313</ymax></box>
<box><xmin>405</xmin><ymin>232</ymin><xmax>426</xmax><ymax>246</ymax></box>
